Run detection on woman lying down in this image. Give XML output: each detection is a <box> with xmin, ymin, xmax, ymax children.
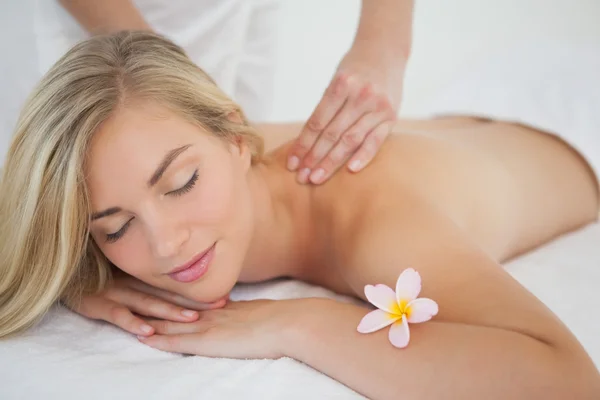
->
<box><xmin>1</xmin><ymin>31</ymin><xmax>599</xmax><ymax>399</ymax></box>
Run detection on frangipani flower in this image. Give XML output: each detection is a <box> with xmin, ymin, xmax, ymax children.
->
<box><xmin>357</xmin><ymin>268</ymin><xmax>438</xmax><ymax>348</ymax></box>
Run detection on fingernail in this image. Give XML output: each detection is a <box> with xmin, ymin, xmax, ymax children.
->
<box><xmin>137</xmin><ymin>335</ymin><xmax>147</xmax><ymax>341</ymax></box>
<box><xmin>140</xmin><ymin>324</ymin><xmax>153</xmax><ymax>334</ymax></box>
<box><xmin>287</xmin><ymin>156</ymin><xmax>300</xmax><ymax>171</ymax></box>
<box><xmin>297</xmin><ymin>168</ymin><xmax>311</xmax><ymax>184</ymax></box>
<box><xmin>181</xmin><ymin>310</ymin><xmax>197</xmax><ymax>318</ymax></box>
<box><xmin>309</xmin><ymin>168</ymin><xmax>325</xmax><ymax>184</ymax></box>
<box><xmin>348</xmin><ymin>160</ymin><xmax>362</xmax><ymax>172</ymax></box>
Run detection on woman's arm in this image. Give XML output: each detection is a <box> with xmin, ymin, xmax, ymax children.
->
<box><xmin>281</xmin><ymin>188</ymin><xmax>600</xmax><ymax>399</ymax></box>
<box><xmin>58</xmin><ymin>0</ymin><xmax>152</xmax><ymax>34</ymax></box>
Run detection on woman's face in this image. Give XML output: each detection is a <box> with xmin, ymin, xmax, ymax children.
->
<box><xmin>86</xmin><ymin>101</ymin><xmax>254</xmax><ymax>303</ymax></box>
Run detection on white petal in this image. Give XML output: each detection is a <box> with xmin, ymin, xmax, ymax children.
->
<box><xmin>364</xmin><ymin>284</ymin><xmax>399</xmax><ymax>314</ymax></box>
<box><xmin>396</xmin><ymin>268</ymin><xmax>421</xmax><ymax>304</ymax></box>
<box><xmin>406</xmin><ymin>298</ymin><xmax>439</xmax><ymax>323</ymax></box>
<box><xmin>388</xmin><ymin>314</ymin><xmax>411</xmax><ymax>348</ymax></box>
<box><xmin>357</xmin><ymin>309</ymin><xmax>399</xmax><ymax>333</ymax></box>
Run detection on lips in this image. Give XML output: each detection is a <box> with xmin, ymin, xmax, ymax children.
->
<box><xmin>167</xmin><ymin>243</ymin><xmax>216</xmax><ymax>283</ymax></box>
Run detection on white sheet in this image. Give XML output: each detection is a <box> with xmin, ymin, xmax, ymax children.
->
<box><xmin>0</xmin><ymin>222</ymin><xmax>599</xmax><ymax>399</ymax></box>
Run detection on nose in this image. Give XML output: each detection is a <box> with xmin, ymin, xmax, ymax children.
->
<box><xmin>147</xmin><ymin>212</ymin><xmax>191</xmax><ymax>260</ymax></box>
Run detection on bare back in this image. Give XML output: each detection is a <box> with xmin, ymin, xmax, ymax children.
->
<box><xmin>265</xmin><ymin>118</ymin><xmax>598</xmax><ymax>295</ymax></box>
<box><xmin>337</xmin><ymin>118</ymin><xmax>599</xmax><ymax>262</ymax></box>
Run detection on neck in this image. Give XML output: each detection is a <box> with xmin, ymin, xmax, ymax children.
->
<box><xmin>238</xmin><ymin>154</ymin><xmax>316</xmax><ymax>282</ymax></box>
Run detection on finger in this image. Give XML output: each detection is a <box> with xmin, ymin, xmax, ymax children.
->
<box><xmin>78</xmin><ymin>296</ymin><xmax>156</xmax><ymax>336</ymax></box>
<box><xmin>346</xmin><ymin>121</ymin><xmax>394</xmax><ymax>173</ymax></box>
<box><xmin>138</xmin><ymin>333</ymin><xmax>208</xmax><ymax>356</ymax></box>
<box><xmin>144</xmin><ymin>318</ymin><xmax>212</xmax><ymax>335</ymax></box>
<box><xmin>139</xmin><ymin>330</ymin><xmax>266</xmax><ymax>359</ymax></box>
<box><xmin>104</xmin><ymin>286</ymin><xmax>200</xmax><ymax>322</ymax></box>
<box><xmin>300</xmin><ymin>84</ymin><xmax>381</xmax><ymax>180</ymax></box>
<box><xmin>300</xmin><ymin>102</ymin><xmax>363</xmax><ymax>172</ymax></box>
<box><xmin>120</xmin><ymin>277</ymin><xmax>227</xmax><ymax>311</ymax></box>
<box><xmin>287</xmin><ymin>73</ymin><xmax>350</xmax><ymax>171</ymax></box>
<box><xmin>308</xmin><ymin>111</ymin><xmax>389</xmax><ymax>184</ymax></box>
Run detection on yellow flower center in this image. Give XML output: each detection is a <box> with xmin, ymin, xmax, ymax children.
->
<box><xmin>389</xmin><ymin>299</ymin><xmax>412</xmax><ymax>318</ymax></box>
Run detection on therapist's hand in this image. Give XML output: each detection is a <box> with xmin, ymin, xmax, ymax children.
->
<box><xmin>287</xmin><ymin>50</ymin><xmax>406</xmax><ymax>184</ymax></box>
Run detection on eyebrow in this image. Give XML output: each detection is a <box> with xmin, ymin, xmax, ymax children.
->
<box><xmin>147</xmin><ymin>144</ymin><xmax>192</xmax><ymax>187</ymax></box>
<box><xmin>91</xmin><ymin>207</ymin><xmax>121</xmax><ymax>221</ymax></box>
<box><xmin>91</xmin><ymin>144</ymin><xmax>192</xmax><ymax>221</ymax></box>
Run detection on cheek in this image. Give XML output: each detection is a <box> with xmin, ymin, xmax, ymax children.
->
<box><xmin>93</xmin><ymin>234</ymin><xmax>152</xmax><ymax>279</ymax></box>
<box><xmin>187</xmin><ymin>168</ymin><xmax>242</xmax><ymax>224</ymax></box>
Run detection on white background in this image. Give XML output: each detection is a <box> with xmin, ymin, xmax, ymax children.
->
<box><xmin>1</xmin><ymin>0</ymin><xmax>599</xmax><ymax>156</ymax></box>
<box><xmin>269</xmin><ymin>0</ymin><xmax>600</xmax><ymax>121</ymax></box>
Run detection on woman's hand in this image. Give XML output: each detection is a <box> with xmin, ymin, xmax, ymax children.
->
<box><xmin>68</xmin><ymin>275</ymin><xmax>227</xmax><ymax>337</ymax></box>
<box><xmin>287</xmin><ymin>50</ymin><xmax>406</xmax><ymax>185</ymax></box>
<box><xmin>138</xmin><ymin>299</ymin><xmax>309</xmax><ymax>359</ymax></box>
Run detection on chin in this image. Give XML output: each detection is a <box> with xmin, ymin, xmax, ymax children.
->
<box><xmin>184</xmin><ymin>270</ymin><xmax>237</xmax><ymax>304</ymax></box>
<box><xmin>169</xmin><ymin>240</ymin><xmax>245</xmax><ymax>303</ymax></box>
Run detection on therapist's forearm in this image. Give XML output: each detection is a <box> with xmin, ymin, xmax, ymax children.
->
<box><xmin>353</xmin><ymin>0</ymin><xmax>414</xmax><ymax>61</ymax></box>
<box><xmin>58</xmin><ymin>0</ymin><xmax>152</xmax><ymax>35</ymax></box>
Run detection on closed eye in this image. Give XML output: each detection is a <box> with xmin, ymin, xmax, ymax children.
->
<box><xmin>104</xmin><ymin>170</ymin><xmax>199</xmax><ymax>243</ymax></box>
<box><xmin>167</xmin><ymin>169</ymin><xmax>198</xmax><ymax>196</ymax></box>
<box><xmin>106</xmin><ymin>217</ymin><xmax>133</xmax><ymax>243</ymax></box>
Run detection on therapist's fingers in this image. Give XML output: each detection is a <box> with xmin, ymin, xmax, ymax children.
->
<box><xmin>300</xmin><ymin>84</ymin><xmax>378</xmax><ymax>172</ymax></box>
<box><xmin>287</xmin><ymin>73</ymin><xmax>350</xmax><ymax>171</ymax></box>
<box><xmin>345</xmin><ymin>121</ymin><xmax>394</xmax><ymax>173</ymax></box>
<box><xmin>307</xmin><ymin>111</ymin><xmax>390</xmax><ymax>184</ymax></box>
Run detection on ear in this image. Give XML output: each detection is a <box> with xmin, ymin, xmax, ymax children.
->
<box><xmin>230</xmin><ymin>136</ymin><xmax>252</xmax><ymax>172</ymax></box>
<box><xmin>226</xmin><ymin>111</ymin><xmax>252</xmax><ymax>171</ymax></box>
<box><xmin>227</xmin><ymin>111</ymin><xmax>244</xmax><ymax>124</ymax></box>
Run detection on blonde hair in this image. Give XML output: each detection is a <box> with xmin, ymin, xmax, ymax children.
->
<box><xmin>0</xmin><ymin>31</ymin><xmax>264</xmax><ymax>338</ymax></box>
